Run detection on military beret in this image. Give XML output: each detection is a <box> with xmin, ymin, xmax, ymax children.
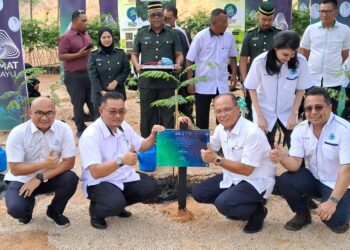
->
<box><xmin>259</xmin><ymin>1</ymin><xmax>275</xmax><ymax>16</ymax></box>
<box><xmin>148</xmin><ymin>1</ymin><xmax>163</xmax><ymax>11</ymax></box>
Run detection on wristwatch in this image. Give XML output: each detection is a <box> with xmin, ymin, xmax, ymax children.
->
<box><xmin>35</xmin><ymin>173</ymin><xmax>44</xmax><ymax>183</ymax></box>
<box><xmin>116</xmin><ymin>157</ymin><xmax>124</xmax><ymax>167</ymax></box>
<box><xmin>214</xmin><ymin>156</ymin><xmax>222</xmax><ymax>166</ymax></box>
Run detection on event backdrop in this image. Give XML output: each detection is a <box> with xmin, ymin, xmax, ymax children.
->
<box><xmin>298</xmin><ymin>0</ymin><xmax>310</xmax><ymax>11</ymax></box>
<box><xmin>0</xmin><ymin>0</ymin><xmax>26</xmax><ymax>130</ymax></box>
<box><xmin>99</xmin><ymin>0</ymin><xmax>118</xmax><ymax>22</ymax></box>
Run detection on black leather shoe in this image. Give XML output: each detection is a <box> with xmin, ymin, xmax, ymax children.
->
<box><xmin>91</xmin><ymin>217</ymin><xmax>107</xmax><ymax>229</ymax></box>
<box><xmin>284</xmin><ymin>210</ymin><xmax>311</xmax><ymax>231</ymax></box>
<box><xmin>117</xmin><ymin>209</ymin><xmax>132</xmax><ymax>218</ymax></box>
<box><xmin>243</xmin><ymin>206</ymin><xmax>268</xmax><ymax>234</ymax></box>
<box><xmin>89</xmin><ymin>205</ymin><xmax>107</xmax><ymax>229</ymax></box>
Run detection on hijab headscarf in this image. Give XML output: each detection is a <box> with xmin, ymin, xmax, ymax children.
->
<box><xmin>98</xmin><ymin>27</ymin><xmax>114</xmax><ymax>54</ymax></box>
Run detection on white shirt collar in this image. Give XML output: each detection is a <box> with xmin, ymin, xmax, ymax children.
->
<box><xmin>30</xmin><ymin>120</ymin><xmax>55</xmax><ymax>134</ymax></box>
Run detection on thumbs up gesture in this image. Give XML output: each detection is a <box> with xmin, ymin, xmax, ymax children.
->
<box><xmin>122</xmin><ymin>145</ymin><xmax>138</xmax><ymax>166</ymax></box>
<box><xmin>200</xmin><ymin>143</ymin><xmax>217</xmax><ymax>164</ymax></box>
<box><xmin>269</xmin><ymin>143</ymin><xmax>283</xmax><ymax>164</ymax></box>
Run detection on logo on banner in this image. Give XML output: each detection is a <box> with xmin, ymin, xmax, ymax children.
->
<box><xmin>224</xmin><ymin>4</ymin><xmax>237</xmax><ymax>19</ymax></box>
<box><xmin>0</xmin><ymin>30</ymin><xmax>20</xmax><ymax>59</ymax></box>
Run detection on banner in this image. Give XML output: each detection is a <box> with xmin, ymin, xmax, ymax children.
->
<box><xmin>311</xmin><ymin>0</ymin><xmax>350</xmax><ymax>25</ymax></box>
<box><xmin>215</xmin><ymin>0</ymin><xmax>245</xmax><ymax>55</ymax></box>
<box><xmin>99</xmin><ymin>0</ymin><xmax>118</xmax><ymax>23</ymax></box>
<box><xmin>271</xmin><ymin>0</ymin><xmax>292</xmax><ymax>30</ymax></box>
<box><xmin>118</xmin><ymin>0</ymin><xmax>138</xmax><ymax>54</ymax></box>
<box><xmin>298</xmin><ymin>0</ymin><xmax>310</xmax><ymax>11</ymax></box>
<box><xmin>0</xmin><ymin>0</ymin><xmax>26</xmax><ymax>130</ymax></box>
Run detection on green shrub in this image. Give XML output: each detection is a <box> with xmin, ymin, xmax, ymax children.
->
<box><xmin>178</xmin><ymin>11</ymin><xmax>210</xmax><ymax>36</ymax></box>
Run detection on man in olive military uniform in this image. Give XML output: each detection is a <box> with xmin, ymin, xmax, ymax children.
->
<box><xmin>240</xmin><ymin>2</ymin><xmax>280</xmax><ymax>121</ymax></box>
<box><xmin>131</xmin><ymin>1</ymin><xmax>183</xmax><ymax>137</ymax></box>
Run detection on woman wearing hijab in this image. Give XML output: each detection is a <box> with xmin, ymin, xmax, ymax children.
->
<box><xmin>244</xmin><ymin>30</ymin><xmax>313</xmax><ymax>148</ymax></box>
<box><xmin>88</xmin><ymin>27</ymin><xmax>131</xmax><ymax>118</ymax></box>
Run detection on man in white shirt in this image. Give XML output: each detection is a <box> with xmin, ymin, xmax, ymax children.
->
<box><xmin>4</xmin><ymin>97</ymin><xmax>78</xmax><ymax>227</ymax></box>
<box><xmin>186</xmin><ymin>8</ymin><xmax>238</xmax><ymax>129</ymax></box>
<box><xmin>300</xmin><ymin>0</ymin><xmax>350</xmax><ymax>114</ymax></box>
<box><xmin>79</xmin><ymin>92</ymin><xmax>163</xmax><ymax>229</ymax></box>
<box><xmin>270</xmin><ymin>87</ymin><xmax>350</xmax><ymax>233</ymax></box>
<box><xmin>179</xmin><ymin>93</ymin><xmax>275</xmax><ymax>234</ymax></box>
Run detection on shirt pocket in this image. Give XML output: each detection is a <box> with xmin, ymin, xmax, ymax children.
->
<box><xmin>160</xmin><ymin>39</ymin><xmax>174</xmax><ymax>52</ymax></box>
<box><xmin>229</xmin><ymin>141</ymin><xmax>244</xmax><ymax>160</ymax></box>
<box><xmin>322</xmin><ymin>141</ymin><xmax>339</xmax><ymax>161</ymax></box>
<box><xmin>140</xmin><ymin>40</ymin><xmax>154</xmax><ymax>51</ymax></box>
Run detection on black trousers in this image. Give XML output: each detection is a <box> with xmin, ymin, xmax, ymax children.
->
<box><xmin>87</xmin><ymin>173</ymin><xmax>160</xmax><ymax>219</ymax></box>
<box><xmin>192</xmin><ymin>174</ymin><xmax>266</xmax><ymax>220</ymax></box>
<box><xmin>195</xmin><ymin>90</ymin><xmax>219</xmax><ymax>129</ymax></box>
<box><xmin>64</xmin><ymin>71</ymin><xmax>95</xmax><ymax>132</ymax></box>
<box><xmin>266</xmin><ymin>119</ymin><xmax>292</xmax><ymax>149</ymax></box>
<box><xmin>5</xmin><ymin>171</ymin><xmax>78</xmax><ymax>219</ymax></box>
<box><xmin>139</xmin><ymin>88</ymin><xmax>175</xmax><ymax>137</ymax></box>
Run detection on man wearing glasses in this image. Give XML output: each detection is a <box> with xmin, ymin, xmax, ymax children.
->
<box><xmin>131</xmin><ymin>1</ymin><xmax>183</xmax><ymax>138</ymax></box>
<box><xmin>4</xmin><ymin>97</ymin><xmax>78</xmax><ymax>227</ymax></box>
<box><xmin>79</xmin><ymin>92</ymin><xmax>163</xmax><ymax>229</ymax></box>
<box><xmin>300</xmin><ymin>0</ymin><xmax>350</xmax><ymax>115</ymax></box>
<box><xmin>179</xmin><ymin>93</ymin><xmax>275</xmax><ymax>234</ymax></box>
<box><xmin>270</xmin><ymin>87</ymin><xmax>350</xmax><ymax>233</ymax></box>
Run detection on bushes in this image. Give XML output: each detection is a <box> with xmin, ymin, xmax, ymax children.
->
<box><xmin>21</xmin><ymin>16</ymin><xmax>120</xmax><ymax>51</ymax></box>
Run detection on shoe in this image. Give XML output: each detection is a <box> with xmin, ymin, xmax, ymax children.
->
<box><xmin>117</xmin><ymin>209</ymin><xmax>132</xmax><ymax>218</ymax></box>
<box><xmin>46</xmin><ymin>206</ymin><xmax>70</xmax><ymax>227</ymax></box>
<box><xmin>329</xmin><ymin>223</ymin><xmax>349</xmax><ymax>234</ymax></box>
<box><xmin>284</xmin><ymin>210</ymin><xmax>311</xmax><ymax>231</ymax></box>
<box><xmin>243</xmin><ymin>206</ymin><xmax>268</xmax><ymax>234</ymax></box>
<box><xmin>18</xmin><ymin>215</ymin><xmax>32</xmax><ymax>224</ymax></box>
<box><xmin>89</xmin><ymin>205</ymin><xmax>107</xmax><ymax>229</ymax></box>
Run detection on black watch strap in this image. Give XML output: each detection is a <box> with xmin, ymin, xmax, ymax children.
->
<box><xmin>36</xmin><ymin>173</ymin><xmax>44</xmax><ymax>183</ymax></box>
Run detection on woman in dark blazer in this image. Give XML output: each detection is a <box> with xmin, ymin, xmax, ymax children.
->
<box><xmin>88</xmin><ymin>27</ymin><xmax>131</xmax><ymax>118</ymax></box>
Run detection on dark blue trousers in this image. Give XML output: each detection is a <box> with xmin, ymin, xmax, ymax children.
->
<box><xmin>192</xmin><ymin>174</ymin><xmax>266</xmax><ymax>220</ymax></box>
<box><xmin>5</xmin><ymin>171</ymin><xmax>79</xmax><ymax>219</ymax></box>
<box><xmin>278</xmin><ymin>168</ymin><xmax>350</xmax><ymax>228</ymax></box>
<box><xmin>87</xmin><ymin>172</ymin><xmax>160</xmax><ymax>219</ymax></box>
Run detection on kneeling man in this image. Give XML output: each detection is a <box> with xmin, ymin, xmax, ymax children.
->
<box><xmin>79</xmin><ymin>92</ymin><xmax>162</xmax><ymax>229</ymax></box>
<box><xmin>5</xmin><ymin>97</ymin><xmax>78</xmax><ymax>227</ymax></box>
<box><xmin>270</xmin><ymin>87</ymin><xmax>350</xmax><ymax>233</ymax></box>
<box><xmin>180</xmin><ymin>93</ymin><xmax>275</xmax><ymax>233</ymax></box>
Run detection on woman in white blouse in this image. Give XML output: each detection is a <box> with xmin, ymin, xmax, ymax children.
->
<box><xmin>244</xmin><ymin>30</ymin><xmax>313</xmax><ymax>148</ymax></box>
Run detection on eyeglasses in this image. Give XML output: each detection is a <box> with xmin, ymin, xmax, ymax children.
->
<box><xmin>319</xmin><ymin>9</ymin><xmax>334</xmax><ymax>15</ymax></box>
<box><xmin>103</xmin><ymin>107</ymin><xmax>126</xmax><ymax>116</ymax></box>
<box><xmin>34</xmin><ymin>111</ymin><xmax>55</xmax><ymax>118</ymax></box>
<box><xmin>304</xmin><ymin>105</ymin><xmax>327</xmax><ymax>113</ymax></box>
<box><xmin>149</xmin><ymin>13</ymin><xmax>164</xmax><ymax>18</ymax></box>
<box><xmin>214</xmin><ymin>106</ymin><xmax>236</xmax><ymax>116</ymax></box>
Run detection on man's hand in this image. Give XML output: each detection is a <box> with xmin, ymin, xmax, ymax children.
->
<box><xmin>200</xmin><ymin>143</ymin><xmax>217</xmax><ymax>164</ymax></box>
<box><xmin>257</xmin><ymin>115</ymin><xmax>268</xmax><ymax>133</ymax></box>
<box><xmin>187</xmin><ymin>84</ymin><xmax>195</xmax><ymax>94</ymax></box>
<box><xmin>269</xmin><ymin>143</ymin><xmax>283</xmax><ymax>164</ymax></box>
<box><xmin>286</xmin><ymin>113</ymin><xmax>298</xmax><ymax>130</ymax></box>
<box><xmin>78</xmin><ymin>46</ymin><xmax>91</xmax><ymax>57</ymax></box>
<box><xmin>135</xmin><ymin>64</ymin><xmax>142</xmax><ymax>74</ymax></box>
<box><xmin>317</xmin><ymin>200</ymin><xmax>337</xmax><ymax>221</ymax></box>
<box><xmin>229</xmin><ymin>75</ymin><xmax>237</xmax><ymax>89</ymax></box>
<box><xmin>178</xmin><ymin>116</ymin><xmax>194</xmax><ymax>130</ymax></box>
<box><xmin>19</xmin><ymin>177</ymin><xmax>41</xmax><ymax>198</ymax></box>
<box><xmin>151</xmin><ymin>125</ymin><xmax>165</xmax><ymax>136</ymax></box>
<box><xmin>174</xmin><ymin>64</ymin><xmax>181</xmax><ymax>74</ymax></box>
<box><xmin>107</xmin><ymin>80</ymin><xmax>118</xmax><ymax>91</ymax></box>
<box><xmin>44</xmin><ymin>150</ymin><xmax>60</xmax><ymax>169</ymax></box>
<box><xmin>122</xmin><ymin>146</ymin><xmax>138</xmax><ymax>166</ymax></box>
